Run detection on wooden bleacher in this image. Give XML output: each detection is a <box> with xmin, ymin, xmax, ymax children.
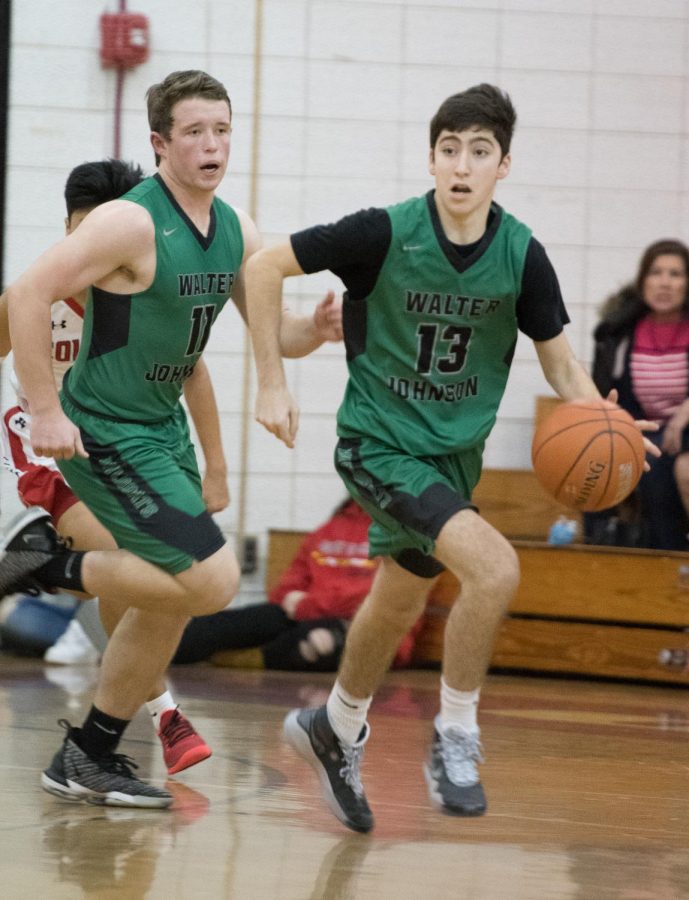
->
<box><xmin>418</xmin><ymin>542</ymin><xmax>689</xmax><ymax>685</ymax></box>
<box><xmin>265</xmin><ymin>397</ymin><xmax>689</xmax><ymax>686</ymax></box>
<box><xmin>267</xmin><ymin>519</ymin><xmax>689</xmax><ymax>685</ymax></box>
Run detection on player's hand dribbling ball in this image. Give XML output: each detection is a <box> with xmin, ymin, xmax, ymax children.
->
<box><xmin>531</xmin><ymin>398</ymin><xmax>646</xmax><ymax>512</ymax></box>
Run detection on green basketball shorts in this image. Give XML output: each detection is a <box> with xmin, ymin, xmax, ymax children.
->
<box><xmin>57</xmin><ymin>396</ymin><xmax>225</xmax><ymax>574</ymax></box>
<box><xmin>334</xmin><ymin>435</ymin><xmax>480</xmax><ymax>577</ymax></box>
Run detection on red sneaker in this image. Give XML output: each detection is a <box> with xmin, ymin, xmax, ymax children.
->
<box><xmin>158</xmin><ymin>708</ymin><xmax>212</xmax><ymax>775</ymax></box>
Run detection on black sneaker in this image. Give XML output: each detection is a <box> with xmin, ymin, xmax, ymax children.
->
<box><xmin>41</xmin><ymin>720</ymin><xmax>173</xmax><ymax>809</ymax></box>
<box><xmin>283</xmin><ymin>706</ymin><xmax>373</xmax><ymax>833</ymax></box>
<box><xmin>0</xmin><ymin>507</ymin><xmax>63</xmax><ymax>598</ymax></box>
<box><xmin>424</xmin><ymin>724</ymin><xmax>487</xmax><ymax>816</ymax></box>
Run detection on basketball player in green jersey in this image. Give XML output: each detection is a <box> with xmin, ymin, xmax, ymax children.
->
<box><xmin>0</xmin><ymin>159</ymin><xmax>224</xmax><ymax>775</ymax></box>
<box><xmin>0</xmin><ymin>70</ymin><xmax>341</xmax><ymax>808</ymax></box>
<box><xmin>246</xmin><ymin>83</ymin><xmax>660</xmax><ymax>832</ymax></box>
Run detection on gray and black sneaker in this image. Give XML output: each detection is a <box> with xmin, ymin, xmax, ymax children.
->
<box><xmin>0</xmin><ymin>506</ymin><xmax>63</xmax><ymax>598</ymax></box>
<box><xmin>283</xmin><ymin>706</ymin><xmax>373</xmax><ymax>833</ymax></box>
<box><xmin>424</xmin><ymin>722</ymin><xmax>487</xmax><ymax>816</ymax></box>
<box><xmin>41</xmin><ymin>720</ymin><xmax>173</xmax><ymax>809</ymax></box>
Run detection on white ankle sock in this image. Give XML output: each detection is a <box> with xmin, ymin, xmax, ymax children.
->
<box><xmin>439</xmin><ymin>678</ymin><xmax>480</xmax><ymax>735</ymax></box>
<box><xmin>146</xmin><ymin>690</ymin><xmax>176</xmax><ymax>731</ymax></box>
<box><xmin>326</xmin><ymin>680</ymin><xmax>372</xmax><ymax>746</ymax></box>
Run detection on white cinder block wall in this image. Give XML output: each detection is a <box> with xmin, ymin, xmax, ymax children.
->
<box><xmin>3</xmin><ymin>0</ymin><xmax>689</xmax><ymax>568</ymax></box>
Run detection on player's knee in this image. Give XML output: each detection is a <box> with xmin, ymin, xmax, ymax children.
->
<box><xmin>483</xmin><ymin>538</ymin><xmax>520</xmax><ymax>603</ymax></box>
<box><xmin>368</xmin><ymin>586</ymin><xmax>428</xmax><ymax>631</ymax></box>
<box><xmin>183</xmin><ymin>555</ymin><xmax>240</xmax><ymax>616</ymax></box>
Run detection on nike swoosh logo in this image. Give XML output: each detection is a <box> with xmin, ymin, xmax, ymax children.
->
<box><xmin>163</xmin><ymin>227</ymin><xmax>177</xmax><ymax>237</ymax></box>
<box><xmin>94</xmin><ymin>722</ymin><xmax>118</xmax><ymax>735</ymax></box>
<box><xmin>403</xmin><ymin>244</ymin><xmax>422</xmax><ymax>252</ymax></box>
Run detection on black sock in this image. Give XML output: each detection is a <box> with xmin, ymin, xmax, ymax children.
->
<box><xmin>34</xmin><ymin>550</ymin><xmax>86</xmax><ymax>593</ymax></box>
<box><xmin>77</xmin><ymin>705</ymin><xmax>130</xmax><ymax>758</ymax></box>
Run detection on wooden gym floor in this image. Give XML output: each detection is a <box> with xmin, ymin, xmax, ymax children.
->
<box><xmin>0</xmin><ymin>656</ymin><xmax>687</xmax><ymax>899</ymax></box>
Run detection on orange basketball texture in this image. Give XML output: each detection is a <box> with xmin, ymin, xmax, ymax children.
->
<box><xmin>531</xmin><ymin>399</ymin><xmax>646</xmax><ymax>512</ymax></box>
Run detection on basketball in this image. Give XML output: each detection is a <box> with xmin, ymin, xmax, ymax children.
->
<box><xmin>531</xmin><ymin>398</ymin><xmax>646</xmax><ymax>512</ymax></box>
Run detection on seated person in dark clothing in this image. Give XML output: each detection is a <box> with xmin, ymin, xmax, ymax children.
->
<box><xmin>173</xmin><ymin>499</ymin><xmax>421</xmax><ymax>670</ymax></box>
<box><xmin>589</xmin><ymin>239</ymin><xmax>689</xmax><ymax>550</ymax></box>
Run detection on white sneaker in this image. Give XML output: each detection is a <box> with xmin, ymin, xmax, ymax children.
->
<box><xmin>44</xmin><ymin>618</ymin><xmax>100</xmax><ymax>665</ymax></box>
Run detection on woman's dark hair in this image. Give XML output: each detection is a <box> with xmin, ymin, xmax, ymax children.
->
<box><xmin>598</xmin><ymin>238</ymin><xmax>689</xmax><ymax>334</ymax></box>
<box><xmin>634</xmin><ymin>238</ymin><xmax>689</xmax><ymax>298</ymax></box>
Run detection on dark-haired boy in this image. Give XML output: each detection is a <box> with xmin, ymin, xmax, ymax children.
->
<box><xmin>246</xmin><ymin>83</ymin><xmax>658</xmax><ymax>832</ymax></box>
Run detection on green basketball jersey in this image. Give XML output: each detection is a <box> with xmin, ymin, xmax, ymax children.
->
<box><xmin>63</xmin><ymin>175</ymin><xmax>244</xmax><ymax>422</ymax></box>
<box><xmin>337</xmin><ymin>195</ymin><xmax>532</xmax><ymax>456</ymax></box>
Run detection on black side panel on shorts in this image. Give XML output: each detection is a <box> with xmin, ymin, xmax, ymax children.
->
<box><xmin>386</xmin><ymin>481</ymin><xmax>472</xmax><ymax>540</ymax></box>
<box><xmin>335</xmin><ymin>437</ymin><xmax>475</xmax><ymax>578</ymax></box>
<box><xmin>394</xmin><ymin>548</ymin><xmax>445</xmax><ymax>578</ymax></box>
<box><xmin>337</xmin><ymin>438</ymin><xmax>472</xmax><ymax>539</ymax></box>
<box><xmin>81</xmin><ymin>431</ymin><xmax>224</xmax><ymax>561</ymax></box>
<box><xmin>87</xmin><ymin>288</ymin><xmax>132</xmax><ymax>358</ymax></box>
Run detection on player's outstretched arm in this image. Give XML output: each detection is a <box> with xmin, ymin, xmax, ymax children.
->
<box><xmin>535</xmin><ymin>332</ymin><xmax>660</xmax><ymax>468</ymax></box>
<box><xmin>280</xmin><ymin>291</ymin><xmax>343</xmax><ymax>358</ymax></box>
<box><xmin>534</xmin><ymin>333</ymin><xmax>600</xmax><ymax>402</ymax></box>
<box><xmin>245</xmin><ymin>242</ymin><xmax>304</xmax><ymax>448</ymax></box>
<box><xmin>183</xmin><ymin>357</ymin><xmax>229</xmax><ymax>514</ymax></box>
<box><xmin>7</xmin><ymin>199</ymin><xmax>152</xmax><ymax>459</ymax></box>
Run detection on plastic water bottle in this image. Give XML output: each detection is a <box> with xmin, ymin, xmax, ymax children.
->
<box><xmin>547</xmin><ymin>515</ymin><xmax>578</xmax><ymax>546</ymax></box>
<box><xmin>657</xmin><ymin>648</ymin><xmax>689</xmax><ymax>670</ymax></box>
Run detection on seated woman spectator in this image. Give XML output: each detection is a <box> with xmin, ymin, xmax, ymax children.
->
<box><xmin>588</xmin><ymin>239</ymin><xmax>689</xmax><ymax>550</ymax></box>
<box><xmin>173</xmin><ymin>498</ymin><xmax>422</xmax><ymax>670</ymax></box>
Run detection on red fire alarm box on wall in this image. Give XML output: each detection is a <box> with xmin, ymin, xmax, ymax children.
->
<box><xmin>100</xmin><ymin>12</ymin><xmax>150</xmax><ymax>69</ymax></box>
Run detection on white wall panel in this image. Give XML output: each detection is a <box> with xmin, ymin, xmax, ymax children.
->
<box><xmin>307</xmin><ymin>61</ymin><xmax>401</xmax><ymax>122</ymax></box>
<box><xmin>308</xmin><ymin>2</ymin><xmax>403</xmax><ymax>65</ymax></box>
<box><xmin>498</xmin><ymin>1</ymin><xmax>593</xmax><ymax>12</ymax></box>
<box><xmin>589</xmin><ymin>133</ymin><xmax>681</xmax><ymax>192</ymax></box>
<box><xmin>585</xmin><ymin>245</ymin><xmax>644</xmax><ymax>307</ymax></box>
<box><xmin>8</xmin><ymin>109</ymin><xmax>109</xmax><ymax>171</ymax></box>
<box><xmin>291</xmin><ymin>475</ymin><xmax>349</xmax><ymax>531</ymax></box>
<box><xmin>262</xmin><ymin>0</ymin><xmax>307</xmax><ymax>58</ymax></box>
<box><xmin>400</xmin><ymin>67</ymin><xmax>497</xmax><ymax>125</ymax></box>
<box><xmin>505</xmin><ymin>71</ymin><xmax>591</xmax><ymax>130</ymax></box>
<box><xmin>305</xmin><ymin>119</ymin><xmax>400</xmax><ymax>178</ymax></box>
<box><xmin>497</xmin><ymin>184</ymin><xmax>588</xmax><ymax>246</ymax></box>
<box><xmin>293</xmin><ymin>416</ymin><xmax>340</xmax><ymax>475</ymax></box>
<box><xmin>597</xmin><ymin>0</ymin><xmax>686</xmax><ymax>18</ymax></box>
<box><xmin>588</xmin><ymin>189</ymin><xmax>681</xmax><ymax>248</ymax></box>
<box><xmin>207</xmin><ymin>3</ymin><xmax>256</xmax><ymax>55</ymax></box>
<box><xmin>594</xmin><ymin>16</ymin><xmax>685</xmax><ymax>77</ymax></box>
<box><xmin>258</xmin><ymin>58</ymin><xmax>307</xmax><ymax>118</ymax></box>
<box><xmin>546</xmin><ymin>245</ymin><xmax>587</xmax><ymax>306</ymax></box>
<box><xmin>294</xmin><ymin>358</ymin><xmax>348</xmax><ymax>416</ymax></box>
<box><xmin>501</xmin><ymin>12</ymin><xmax>593</xmax><ymax>72</ymax></box>
<box><xmin>404</xmin><ymin>8</ymin><xmax>499</xmax><ymax>68</ymax></box>
<box><xmin>592</xmin><ymin>75</ymin><xmax>683</xmax><ymax>132</ymax></box>
<box><xmin>258</xmin><ymin>118</ymin><xmax>305</xmax><ymax>177</ymax></box>
<box><xmin>483</xmin><ymin>419</ymin><xmax>535</xmax><ymax>469</ymax></box>
<box><xmin>11</xmin><ymin>1</ymin><xmax>99</xmax><ymax>46</ymax></box>
<box><xmin>302</xmin><ymin>176</ymin><xmax>400</xmax><ymax>224</ymax></box>
<box><xmin>509</xmin><ymin>129</ymin><xmax>588</xmax><ymax>188</ymax></box>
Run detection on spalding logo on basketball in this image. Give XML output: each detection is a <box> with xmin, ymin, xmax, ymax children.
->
<box><xmin>531</xmin><ymin>398</ymin><xmax>646</xmax><ymax>512</ymax></box>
